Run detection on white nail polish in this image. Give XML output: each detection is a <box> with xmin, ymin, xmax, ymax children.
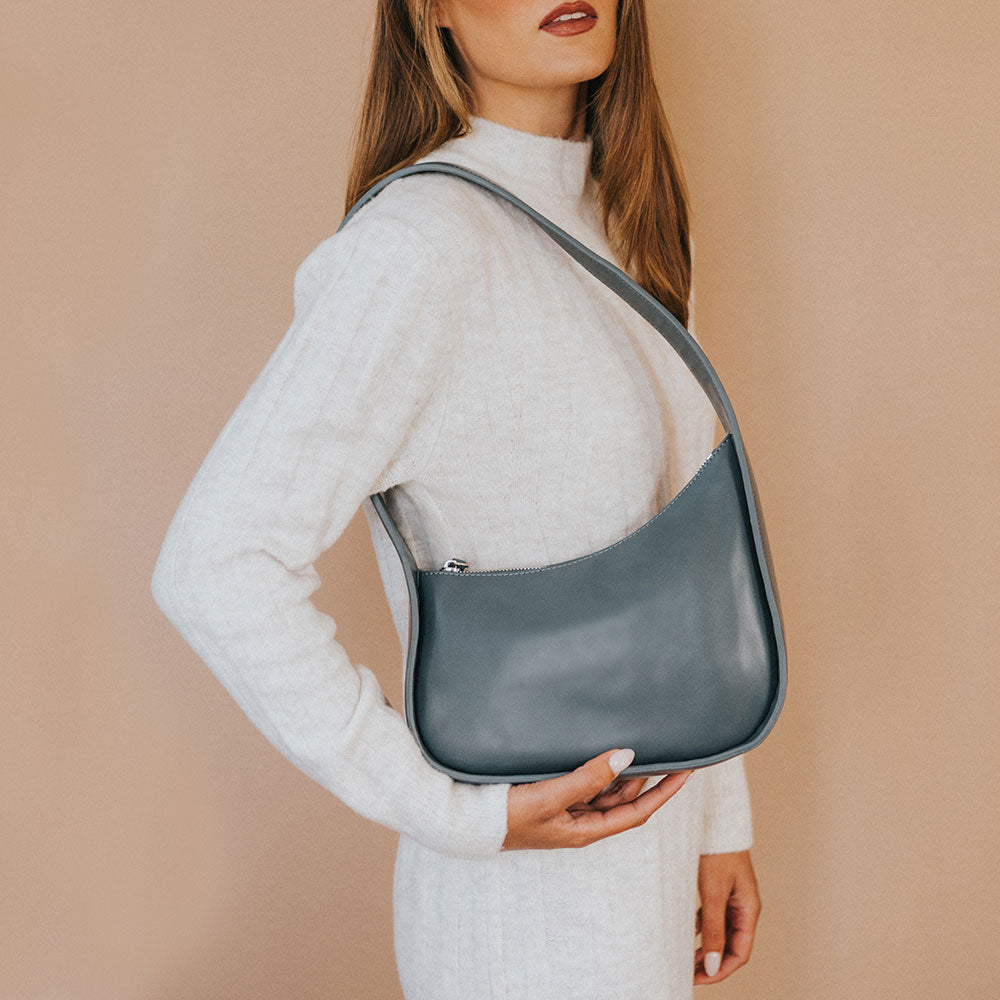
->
<box><xmin>609</xmin><ymin>748</ymin><xmax>635</xmax><ymax>773</ymax></box>
<box><xmin>704</xmin><ymin>951</ymin><xmax>722</xmax><ymax>977</ymax></box>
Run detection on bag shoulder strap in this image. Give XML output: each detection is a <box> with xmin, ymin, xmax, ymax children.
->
<box><xmin>338</xmin><ymin>161</ymin><xmax>782</xmax><ymax>620</ymax></box>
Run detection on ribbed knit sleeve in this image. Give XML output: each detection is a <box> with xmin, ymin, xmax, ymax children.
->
<box><xmin>699</xmin><ymin>754</ymin><xmax>754</xmax><ymax>853</ymax></box>
<box><xmin>687</xmin><ymin>259</ymin><xmax>755</xmax><ymax>855</ymax></box>
<box><xmin>150</xmin><ymin>212</ymin><xmax>512</xmax><ymax>861</ymax></box>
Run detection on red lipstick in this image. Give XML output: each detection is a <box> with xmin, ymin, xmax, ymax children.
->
<box><xmin>539</xmin><ymin>1</ymin><xmax>598</xmax><ymax>35</ymax></box>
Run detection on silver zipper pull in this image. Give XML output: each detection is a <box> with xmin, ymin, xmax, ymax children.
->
<box><xmin>440</xmin><ymin>557</ymin><xmax>470</xmax><ymax>573</ymax></box>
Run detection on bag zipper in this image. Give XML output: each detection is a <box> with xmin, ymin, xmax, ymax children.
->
<box><xmin>438</xmin><ymin>557</ymin><xmax>547</xmax><ymax>575</ymax></box>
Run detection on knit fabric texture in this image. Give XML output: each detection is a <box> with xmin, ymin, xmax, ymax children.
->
<box><xmin>151</xmin><ymin>113</ymin><xmax>753</xmax><ymax>1000</ymax></box>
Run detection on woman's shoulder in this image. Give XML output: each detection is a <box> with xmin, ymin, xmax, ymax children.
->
<box><xmin>293</xmin><ymin>170</ymin><xmax>492</xmax><ymax>304</ymax></box>
<box><xmin>295</xmin><ymin>172</ymin><xmax>492</xmax><ymax>314</ymax></box>
<box><xmin>343</xmin><ymin>168</ymin><xmax>494</xmax><ymax>251</ymax></box>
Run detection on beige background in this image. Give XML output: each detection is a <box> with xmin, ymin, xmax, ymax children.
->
<box><xmin>3</xmin><ymin>1</ymin><xmax>998</xmax><ymax>997</ymax></box>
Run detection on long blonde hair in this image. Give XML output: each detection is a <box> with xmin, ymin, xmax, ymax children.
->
<box><xmin>344</xmin><ymin>0</ymin><xmax>693</xmax><ymax>325</ymax></box>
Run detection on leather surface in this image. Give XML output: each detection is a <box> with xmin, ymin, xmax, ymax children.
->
<box><xmin>339</xmin><ymin>162</ymin><xmax>788</xmax><ymax>784</ymax></box>
<box><xmin>414</xmin><ymin>435</ymin><xmax>778</xmax><ymax>779</ymax></box>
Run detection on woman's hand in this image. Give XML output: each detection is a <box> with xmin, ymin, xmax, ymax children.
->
<box><xmin>693</xmin><ymin>849</ymin><xmax>761</xmax><ymax>984</ymax></box>
<box><xmin>501</xmin><ymin>748</ymin><xmax>695</xmax><ymax>851</ymax></box>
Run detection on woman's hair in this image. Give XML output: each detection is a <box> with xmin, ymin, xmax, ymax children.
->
<box><xmin>344</xmin><ymin>0</ymin><xmax>693</xmax><ymax>326</ymax></box>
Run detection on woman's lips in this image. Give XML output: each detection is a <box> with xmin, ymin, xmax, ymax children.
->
<box><xmin>539</xmin><ymin>3</ymin><xmax>598</xmax><ymax>35</ymax></box>
<box><xmin>540</xmin><ymin>15</ymin><xmax>596</xmax><ymax>35</ymax></box>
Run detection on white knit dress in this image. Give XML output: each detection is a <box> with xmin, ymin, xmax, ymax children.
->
<box><xmin>152</xmin><ymin>114</ymin><xmax>753</xmax><ymax>1000</ymax></box>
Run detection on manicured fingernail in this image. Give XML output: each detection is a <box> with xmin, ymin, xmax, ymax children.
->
<box><xmin>609</xmin><ymin>748</ymin><xmax>635</xmax><ymax>774</ymax></box>
<box><xmin>704</xmin><ymin>951</ymin><xmax>722</xmax><ymax>977</ymax></box>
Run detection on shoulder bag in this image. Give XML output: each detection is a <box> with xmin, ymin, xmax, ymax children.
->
<box><xmin>338</xmin><ymin>162</ymin><xmax>788</xmax><ymax>785</ymax></box>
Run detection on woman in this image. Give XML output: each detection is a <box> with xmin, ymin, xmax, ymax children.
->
<box><xmin>151</xmin><ymin>0</ymin><xmax>762</xmax><ymax>996</ymax></box>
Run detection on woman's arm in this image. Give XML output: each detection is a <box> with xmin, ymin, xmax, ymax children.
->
<box><xmin>151</xmin><ymin>212</ymin><xmax>511</xmax><ymax>861</ymax></box>
<box><xmin>699</xmin><ymin>753</ymin><xmax>754</xmax><ymax>853</ymax></box>
<box><xmin>686</xmin><ymin>247</ymin><xmax>755</xmax><ymax>856</ymax></box>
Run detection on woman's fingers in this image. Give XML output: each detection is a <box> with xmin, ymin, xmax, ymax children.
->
<box><xmin>550</xmin><ymin>748</ymin><xmax>639</xmax><ymax>814</ymax></box>
<box><xmin>724</xmin><ymin>921</ymin><xmax>755</xmax><ymax>969</ymax></box>
<box><xmin>693</xmin><ymin>850</ymin><xmax>761</xmax><ymax>984</ymax></box>
<box><xmin>564</xmin><ymin>769</ymin><xmax>694</xmax><ymax>842</ymax></box>
<box><xmin>504</xmin><ymin>748</ymin><xmax>634</xmax><ymax>849</ymax></box>
<box><xmin>569</xmin><ymin>775</ymin><xmax>648</xmax><ymax>813</ymax></box>
<box><xmin>502</xmin><ymin>749</ymin><xmax>696</xmax><ymax>851</ymax></box>
<box><xmin>714</xmin><ymin>887</ymin><xmax>758</xmax><ymax>974</ymax></box>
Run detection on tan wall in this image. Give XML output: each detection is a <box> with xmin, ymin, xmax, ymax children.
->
<box><xmin>4</xmin><ymin>1</ymin><xmax>997</xmax><ymax>997</ymax></box>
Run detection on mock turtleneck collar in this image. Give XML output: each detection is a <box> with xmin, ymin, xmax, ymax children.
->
<box><xmin>414</xmin><ymin>114</ymin><xmax>597</xmax><ymax>230</ymax></box>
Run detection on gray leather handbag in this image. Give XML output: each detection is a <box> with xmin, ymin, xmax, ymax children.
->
<box><xmin>339</xmin><ymin>161</ymin><xmax>788</xmax><ymax>785</ymax></box>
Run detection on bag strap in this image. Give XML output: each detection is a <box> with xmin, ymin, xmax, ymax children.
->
<box><xmin>338</xmin><ymin>161</ymin><xmax>782</xmax><ymax>617</ymax></box>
